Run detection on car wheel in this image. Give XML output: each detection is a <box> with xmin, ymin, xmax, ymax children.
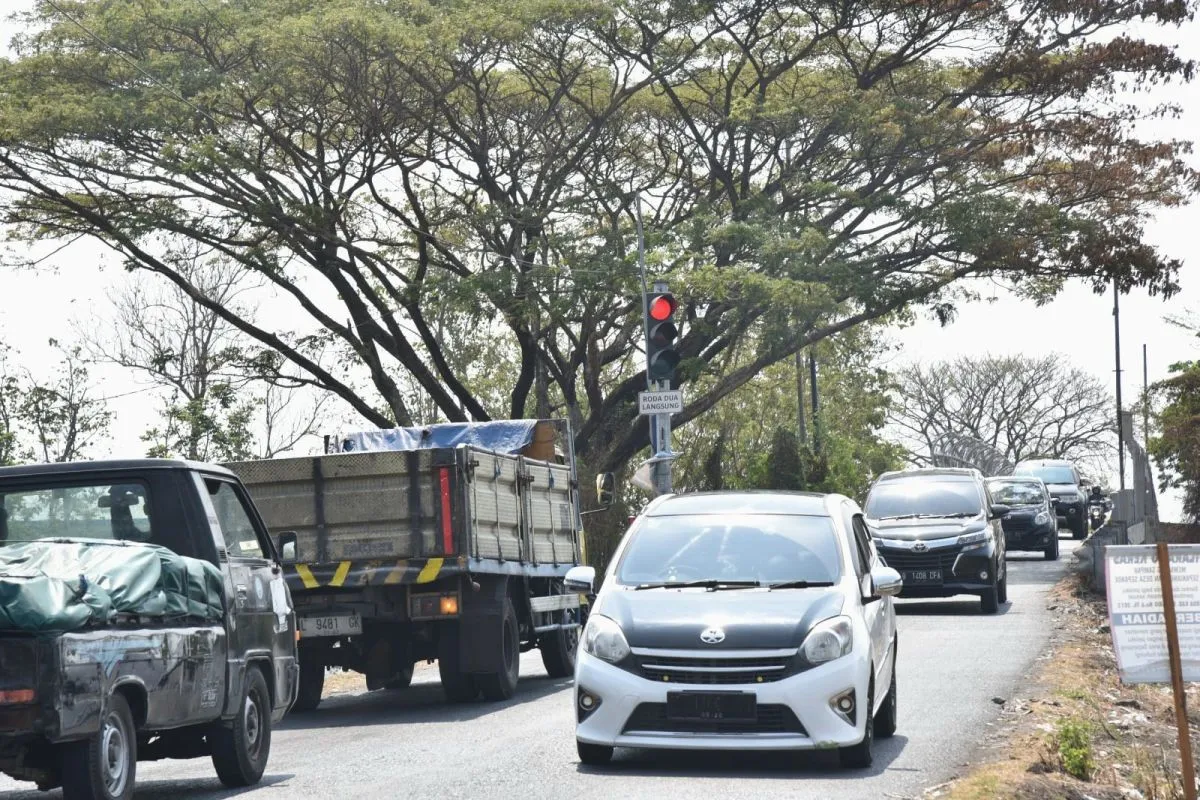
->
<box><xmin>61</xmin><ymin>692</ymin><xmax>137</xmax><ymax>800</ymax></box>
<box><xmin>210</xmin><ymin>666</ymin><xmax>272</xmax><ymax>788</ymax></box>
<box><xmin>980</xmin><ymin>582</ymin><xmax>999</xmax><ymax>614</ymax></box>
<box><xmin>997</xmin><ymin>570</ymin><xmax>1008</xmax><ymax>605</ymax></box>
<box><xmin>1044</xmin><ymin>533</ymin><xmax>1060</xmax><ymax>561</ymax></box>
<box><xmin>838</xmin><ymin>682</ymin><xmax>875</xmax><ymax>769</ymax></box>
<box><xmin>1071</xmin><ymin>515</ymin><xmax>1088</xmax><ymax>539</ymax></box>
<box><xmin>476</xmin><ymin>597</ymin><xmax>521</xmax><ymax>701</ymax></box>
<box><xmin>875</xmin><ymin>648</ymin><xmax>898</xmax><ymax>739</ymax></box>
<box><xmin>577</xmin><ymin>740</ymin><xmax>613</xmax><ymax>766</ymax></box>
<box><xmin>438</xmin><ymin>622</ymin><xmax>480</xmax><ymax>703</ymax></box>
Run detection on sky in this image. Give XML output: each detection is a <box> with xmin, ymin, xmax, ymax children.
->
<box><xmin>1</xmin><ymin>3</ymin><xmax>1197</xmax><ymax>522</ymax></box>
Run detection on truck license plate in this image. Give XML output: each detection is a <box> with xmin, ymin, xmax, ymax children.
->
<box><xmin>299</xmin><ymin>613</ymin><xmax>362</xmax><ymax>637</ymax></box>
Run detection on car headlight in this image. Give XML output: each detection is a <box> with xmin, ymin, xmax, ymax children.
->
<box><xmin>1035</xmin><ymin>511</ymin><xmax>1050</xmax><ymax>525</ymax></box>
<box><xmin>958</xmin><ymin>530</ymin><xmax>989</xmax><ymax>550</ymax></box>
<box><xmin>582</xmin><ymin>614</ymin><xmax>630</xmax><ymax>664</ymax></box>
<box><xmin>801</xmin><ymin>616</ymin><xmax>853</xmax><ymax>666</ymax></box>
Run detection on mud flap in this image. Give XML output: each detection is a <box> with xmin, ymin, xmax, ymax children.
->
<box><xmin>457</xmin><ymin>576</ymin><xmax>508</xmax><ymax>674</ymax></box>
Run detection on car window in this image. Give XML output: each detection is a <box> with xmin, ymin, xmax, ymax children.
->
<box><xmin>0</xmin><ymin>481</ymin><xmax>154</xmax><ymax>545</ymax></box>
<box><xmin>614</xmin><ymin>513</ymin><xmax>842</xmax><ymax>586</ymax></box>
<box><xmin>987</xmin><ymin>481</ymin><xmax>1046</xmax><ymax>506</ymax></box>
<box><xmin>864</xmin><ymin>479</ymin><xmax>983</xmax><ymax>519</ymax></box>
<box><xmin>1013</xmin><ymin>464</ymin><xmax>1076</xmax><ymax>485</ymax></box>
<box><xmin>205</xmin><ymin>479</ymin><xmax>266</xmax><ymax>559</ymax></box>
<box><xmin>851</xmin><ymin>516</ymin><xmax>873</xmax><ymax>575</ymax></box>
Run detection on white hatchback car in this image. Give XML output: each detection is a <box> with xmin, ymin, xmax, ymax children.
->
<box><xmin>566</xmin><ymin>491</ymin><xmax>902</xmax><ymax>769</ymax></box>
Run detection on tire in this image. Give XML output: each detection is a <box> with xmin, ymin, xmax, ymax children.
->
<box><xmin>477</xmin><ymin>597</ymin><xmax>521</xmax><ymax>701</ymax></box>
<box><xmin>577</xmin><ymin>740</ymin><xmax>613</xmax><ymax>766</ymax></box>
<box><xmin>385</xmin><ymin>660</ymin><xmax>415</xmax><ymax>691</ymax></box>
<box><xmin>1071</xmin><ymin>514</ymin><xmax>1088</xmax><ymax>540</ymax></box>
<box><xmin>997</xmin><ymin>569</ymin><xmax>1008</xmax><ymax>605</ymax></box>
<box><xmin>211</xmin><ymin>666</ymin><xmax>272</xmax><ymax>788</ymax></box>
<box><xmin>539</xmin><ymin>583</ymin><xmax>581</xmax><ymax>679</ymax></box>
<box><xmin>875</xmin><ymin>655</ymin><xmax>898</xmax><ymax>739</ymax></box>
<box><xmin>838</xmin><ymin>683</ymin><xmax>875</xmax><ymax>769</ymax></box>
<box><xmin>980</xmin><ymin>582</ymin><xmax>999</xmax><ymax>614</ymax></box>
<box><xmin>1044</xmin><ymin>532</ymin><xmax>1060</xmax><ymax>561</ymax></box>
<box><xmin>438</xmin><ymin>623</ymin><xmax>480</xmax><ymax>703</ymax></box>
<box><xmin>292</xmin><ymin>646</ymin><xmax>324</xmax><ymax>713</ymax></box>
<box><xmin>61</xmin><ymin>693</ymin><xmax>136</xmax><ymax>800</ymax></box>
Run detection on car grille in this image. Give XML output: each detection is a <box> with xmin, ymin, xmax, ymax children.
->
<box><xmin>635</xmin><ymin>654</ymin><xmax>792</xmax><ymax>685</ymax></box>
<box><xmin>877</xmin><ymin>548</ymin><xmax>960</xmax><ymax>573</ymax></box>
<box><xmin>622</xmin><ymin>703</ymin><xmax>806</xmax><ymax>735</ymax></box>
<box><xmin>1003</xmin><ymin>517</ymin><xmax>1035</xmax><ymax>534</ymax></box>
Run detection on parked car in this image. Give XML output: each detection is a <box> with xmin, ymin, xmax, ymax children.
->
<box><xmin>1012</xmin><ymin>459</ymin><xmax>1087</xmax><ymax>539</ymax></box>
<box><xmin>566</xmin><ymin>491</ymin><xmax>902</xmax><ymax>770</ymax></box>
<box><xmin>985</xmin><ymin>476</ymin><xmax>1059</xmax><ymax>560</ymax></box>
<box><xmin>863</xmin><ymin>468</ymin><xmax>1010</xmax><ymax>614</ymax></box>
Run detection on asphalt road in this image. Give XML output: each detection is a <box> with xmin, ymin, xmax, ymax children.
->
<box><xmin>0</xmin><ymin>543</ymin><xmax>1071</xmax><ymax>800</ymax></box>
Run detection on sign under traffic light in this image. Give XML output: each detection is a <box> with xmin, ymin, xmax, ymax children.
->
<box><xmin>645</xmin><ymin>290</ymin><xmax>679</xmax><ymax>381</ymax></box>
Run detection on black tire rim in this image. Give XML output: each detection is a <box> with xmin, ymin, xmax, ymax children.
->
<box><xmin>101</xmin><ymin>709</ymin><xmax>130</xmax><ymax>798</ymax></box>
<box><xmin>244</xmin><ymin>687</ymin><xmax>265</xmax><ymax>763</ymax></box>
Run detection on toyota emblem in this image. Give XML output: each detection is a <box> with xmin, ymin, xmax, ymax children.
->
<box><xmin>912</xmin><ymin>541</ymin><xmax>928</xmax><ymax>552</ymax></box>
<box><xmin>700</xmin><ymin>627</ymin><xmax>725</xmax><ymax>644</ymax></box>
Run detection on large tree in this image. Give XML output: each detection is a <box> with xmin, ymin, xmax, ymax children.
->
<box><xmin>1150</xmin><ymin>314</ymin><xmax>1200</xmax><ymax>524</ymax></box>
<box><xmin>890</xmin><ymin>353</ymin><xmax>1114</xmax><ymax>473</ymax></box>
<box><xmin>0</xmin><ymin>0</ymin><xmax>1193</xmax><ymax>491</ymax></box>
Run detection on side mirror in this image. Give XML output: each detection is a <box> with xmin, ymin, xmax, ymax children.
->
<box><xmin>276</xmin><ymin>531</ymin><xmax>298</xmax><ymax>562</ymax></box>
<box><xmin>989</xmin><ymin>504</ymin><xmax>1011</xmax><ymax>520</ymax></box>
<box><xmin>595</xmin><ymin>473</ymin><xmax>615</xmax><ymax>508</ymax></box>
<box><xmin>870</xmin><ymin>566</ymin><xmax>904</xmax><ymax>598</ymax></box>
<box><xmin>1049</xmin><ymin>497</ymin><xmax>1060</xmax><ymax>506</ymax></box>
<box><xmin>564</xmin><ymin>565</ymin><xmax>596</xmax><ymax>595</ymax></box>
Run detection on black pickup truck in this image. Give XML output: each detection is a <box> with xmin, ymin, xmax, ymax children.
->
<box><xmin>0</xmin><ymin>460</ymin><xmax>298</xmax><ymax>800</ymax></box>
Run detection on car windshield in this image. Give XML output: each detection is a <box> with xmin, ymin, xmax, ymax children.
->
<box><xmin>1014</xmin><ymin>465</ymin><xmax>1075</xmax><ymax>485</ymax></box>
<box><xmin>988</xmin><ymin>481</ymin><xmax>1046</xmax><ymax>506</ymax></box>
<box><xmin>0</xmin><ymin>481</ymin><xmax>154</xmax><ymax>548</ymax></box>
<box><xmin>864</xmin><ymin>480</ymin><xmax>982</xmax><ymax>519</ymax></box>
<box><xmin>615</xmin><ymin>513</ymin><xmax>842</xmax><ymax>587</ymax></box>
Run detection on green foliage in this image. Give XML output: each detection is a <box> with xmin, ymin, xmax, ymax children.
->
<box><xmin>1150</xmin><ymin>359</ymin><xmax>1200</xmax><ymax>524</ymax></box>
<box><xmin>765</xmin><ymin>427</ymin><xmax>803</xmax><ymax>491</ymax></box>
<box><xmin>1056</xmin><ymin>719</ymin><xmax>1095</xmax><ymax>781</ymax></box>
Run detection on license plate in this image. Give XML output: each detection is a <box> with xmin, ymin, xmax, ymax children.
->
<box><xmin>666</xmin><ymin>692</ymin><xmax>756</xmax><ymax>722</ymax></box>
<box><xmin>903</xmin><ymin>569</ymin><xmax>943</xmax><ymax>585</ymax></box>
<box><xmin>298</xmin><ymin>613</ymin><xmax>362</xmax><ymax>637</ymax></box>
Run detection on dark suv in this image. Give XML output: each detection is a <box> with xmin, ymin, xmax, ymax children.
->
<box><xmin>1012</xmin><ymin>459</ymin><xmax>1086</xmax><ymax>539</ymax></box>
<box><xmin>863</xmin><ymin>468</ymin><xmax>1010</xmax><ymax>614</ymax></box>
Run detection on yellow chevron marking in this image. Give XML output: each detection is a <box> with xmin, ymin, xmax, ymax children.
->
<box><xmin>383</xmin><ymin>560</ymin><xmax>409</xmax><ymax>585</ymax></box>
<box><xmin>295</xmin><ymin>564</ymin><xmax>319</xmax><ymax>590</ymax></box>
<box><xmin>415</xmin><ymin>558</ymin><xmax>444</xmax><ymax>584</ymax></box>
<box><xmin>328</xmin><ymin>561</ymin><xmax>352</xmax><ymax>588</ymax></box>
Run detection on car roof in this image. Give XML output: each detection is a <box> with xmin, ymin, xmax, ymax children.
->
<box><xmin>875</xmin><ymin>467</ymin><xmax>981</xmax><ymax>483</ymax></box>
<box><xmin>1014</xmin><ymin>459</ymin><xmax>1073</xmax><ymax>467</ymax></box>
<box><xmin>987</xmin><ymin>475</ymin><xmax>1045</xmax><ymax>484</ymax></box>
<box><xmin>644</xmin><ymin>491</ymin><xmax>842</xmax><ymax>517</ymax></box>
<box><xmin>0</xmin><ymin>459</ymin><xmax>235</xmax><ymax>481</ymax></box>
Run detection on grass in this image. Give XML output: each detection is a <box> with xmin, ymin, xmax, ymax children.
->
<box><xmin>1056</xmin><ymin>719</ymin><xmax>1094</xmax><ymax>780</ymax></box>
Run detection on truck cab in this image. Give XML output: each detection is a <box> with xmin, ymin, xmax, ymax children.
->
<box><xmin>0</xmin><ymin>459</ymin><xmax>298</xmax><ymax>800</ymax></box>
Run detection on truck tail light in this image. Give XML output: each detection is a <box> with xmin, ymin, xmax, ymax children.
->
<box><xmin>0</xmin><ymin>689</ymin><xmax>35</xmax><ymax>705</ymax></box>
<box><xmin>410</xmin><ymin>592</ymin><xmax>461</xmax><ymax>620</ymax></box>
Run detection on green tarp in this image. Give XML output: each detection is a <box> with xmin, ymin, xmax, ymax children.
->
<box><xmin>0</xmin><ymin>539</ymin><xmax>224</xmax><ymax>632</ymax></box>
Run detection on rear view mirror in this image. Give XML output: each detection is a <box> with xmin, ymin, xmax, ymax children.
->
<box><xmin>276</xmin><ymin>531</ymin><xmax>298</xmax><ymax>562</ymax></box>
<box><xmin>870</xmin><ymin>566</ymin><xmax>903</xmax><ymax>598</ymax></box>
<box><xmin>595</xmin><ymin>473</ymin><xmax>615</xmax><ymax>508</ymax></box>
<box><xmin>989</xmin><ymin>504</ymin><xmax>1011</xmax><ymax>519</ymax></box>
<box><xmin>564</xmin><ymin>565</ymin><xmax>596</xmax><ymax>595</ymax></box>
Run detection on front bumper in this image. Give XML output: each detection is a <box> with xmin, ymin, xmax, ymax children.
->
<box><xmin>1003</xmin><ymin>522</ymin><xmax>1058</xmax><ymax>551</ymax></box>
<box><xmin>574</xmin><ymin>649</ymin><xmax>870</xmax><ymax>751</ymax></box>
<box><xmin>875</xmin><ymin>540</ymin><xmax>998</xmax><ymax>598</ymax></box>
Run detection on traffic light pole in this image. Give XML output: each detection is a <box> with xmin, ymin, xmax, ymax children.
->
<box><xmin>635</xmin><ymin>197</ymin><xmax>674</xmax><ymax>496</ymax></box>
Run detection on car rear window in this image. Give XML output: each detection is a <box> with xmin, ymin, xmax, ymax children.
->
<box><xmin>1014</xmin><ymin>465</ymin><xmax>1075</xmax><ymax>485</ymax></box>
<box><xmin>615</xmin><ymin>513</ymin><xmax>842</xmax><ymax>586</ymax></box>
<box><xmin>864</xmin><ymin>479</ymin><xmax>982</xmax><ymax>519</ymax></box>
<box><xmin>988</xmin><ymin>481</ymin><xmax>1046</xmax><ymax>506</ymax></box>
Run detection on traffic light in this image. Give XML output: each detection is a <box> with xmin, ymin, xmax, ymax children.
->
<box><xmin>645</xmin><ymin>290</ymin><xmax>679</xmax><ymax>381</ymax></box>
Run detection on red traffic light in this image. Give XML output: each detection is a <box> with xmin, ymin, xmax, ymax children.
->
<box><xmin>649</xmin><ymin>294</ymin><xmax>676</xmax><ymax>321</ymax></box>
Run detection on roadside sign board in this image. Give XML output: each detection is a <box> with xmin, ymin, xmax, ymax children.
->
<box><xmin>638</xmin><ymin>390</ymin><xmax>683</xmax><ymax>415</ymax></box>
<box><xmin>1105</xmin><ymin>544</ymin><xmax>1200</xmax><ymax>684</ymax></box>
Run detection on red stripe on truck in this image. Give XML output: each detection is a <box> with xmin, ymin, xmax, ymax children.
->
<box><xmin>439</xmin><ymin>467</ymin><xmax>453</xmax><ymax>554</ymax></box>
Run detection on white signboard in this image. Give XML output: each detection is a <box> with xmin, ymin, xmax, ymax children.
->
<box><xmin>1105</xmin><ymin>544</ymin><xmax>1200</xmax><ymax>683</ymax></box>
<box><xmin>638</xmin><ymin>390</ymin><xmax>684</xmax><ymax>415</ymax></box>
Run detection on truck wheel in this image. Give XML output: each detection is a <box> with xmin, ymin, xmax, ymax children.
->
<box><xmin>386</xmin><ymin>660</ymin><xmax>415</xmax><ymax>690</ymax></box>
<box><xmin>211</xmin><ymin>666</ymin><xmax>272</xmax><ymax>788</ymax></box>
<box><xmin>438</xmin><ymin>623</ymin><xmax>480</xmax><ymax>703</ymax></box>
<box><xmin>539</xmin><ymin>585</ymin><xmax>580</xmax><ymax>679</ymax></box>
<box><xmin>476</xmin><ymin>597</ymin><xmax>521</xmax><ymax>701</ymax></box>
<box><xmin>61</xmin><ymin>693</ymin><xmax>137</xmax><ymax>800</ymax></box>
<box><xmin>293</xmin><ymin>646</ymin><xmax>324</xmax><ymax>713</ymax></box>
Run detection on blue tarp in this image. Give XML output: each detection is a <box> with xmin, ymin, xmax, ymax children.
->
<box><xmin>339</xmin><ymin>421</ymin><xmax>543</xmax><ymax>456</ymax></box>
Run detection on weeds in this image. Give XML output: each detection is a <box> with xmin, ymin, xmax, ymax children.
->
<box><xmin>1056</xmin><ymin>719</ymin><xmax>1094</xmax><ymax>780</ymax></box>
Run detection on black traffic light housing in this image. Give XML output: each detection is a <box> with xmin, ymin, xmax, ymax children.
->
<box><xmin>645</xmin><ymin>291</ymin><xmax>680</xmax><ymax>381</ymax></box>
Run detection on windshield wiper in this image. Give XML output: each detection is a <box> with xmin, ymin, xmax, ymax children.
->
<box><xmin>767</xmin><ymin>580</ymin><xmax>836</xmax><ymax>591</ymax></box>
<box><xmin>878</xmin><ymin>512</ymin><xmax>975</xmax><ymax>520</ymax></box>
<box><xmin>633</xmin><ymin>579</ymin><xmax>761</xmax><ymax>591</ymax></box>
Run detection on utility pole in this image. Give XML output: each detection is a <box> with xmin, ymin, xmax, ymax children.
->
<box><xmin>809</xmin><ymin>351</ymin><xmax>820</xmax><ymax>455</ymax></box>
<box><xmin>1114</xmin><ymin>277</ymin><xmax>1125</xmax><ymax>491</ymax></box>
<box><xmin>1143</xmin><ymin>343</ymin><xmax>1150</xmax><ymax>455</ymax></box>
<box><xmin>796</xmin><ymin>350</ymin><xmax>807</xmax><ymax>446</ymax></box>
